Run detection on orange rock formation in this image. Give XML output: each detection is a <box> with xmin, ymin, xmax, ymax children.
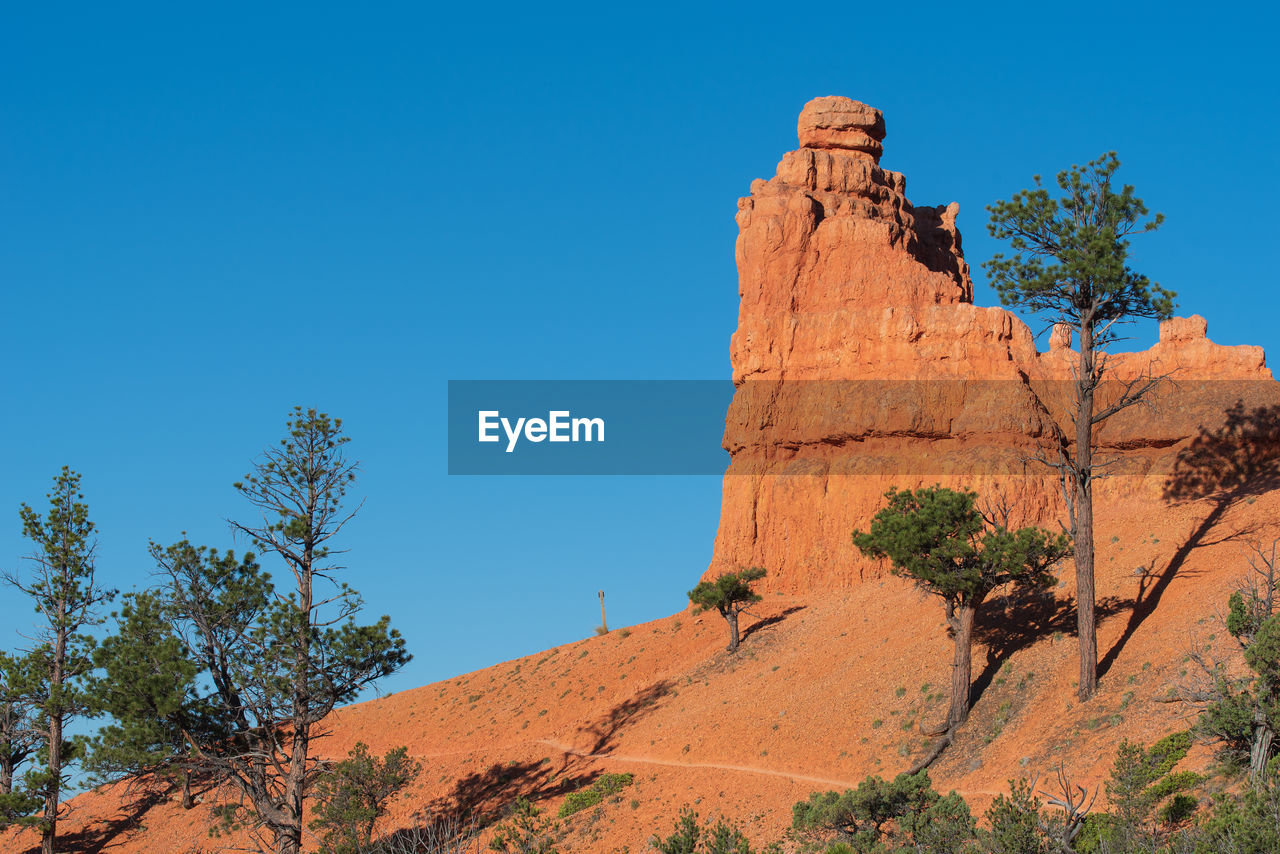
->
<box><xmin>711</xmin><ymin>95</ymin><xmax>1274</xmax><ymax>594</ymax></box>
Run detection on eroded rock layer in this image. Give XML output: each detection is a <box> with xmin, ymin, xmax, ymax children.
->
<box><xmin>710</xmin><ymin>96</ymin><xmax>1276</xmax><ymax>594</ymax></box>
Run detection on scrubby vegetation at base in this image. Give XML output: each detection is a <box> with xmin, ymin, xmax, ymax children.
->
<box><xmin>322</xmin><ymin>744</ymin><xmax>1280</xmax><ymax>853</ymax></box>
<box><xmin>792</xmin><ymin>769</ymin><xmax>974</xmax><ymax>853</ymax></box>
<box><xmin>651</xmin><ymin>807</ymin><xmax>770</xmax><ymax>854</ymax></box>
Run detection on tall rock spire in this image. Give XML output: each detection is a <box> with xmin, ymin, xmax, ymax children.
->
<box><xmin>708</xmin><ymin>97</ymin><xmax>1274</xmax><ymax>595</ymax></box>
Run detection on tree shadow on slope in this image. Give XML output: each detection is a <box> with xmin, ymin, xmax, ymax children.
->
<box><xmin>573</xmin><ymin>678</ymin><xmax>674</xmax><ymax>758</ymax></box>
<box><xmin>428</xmin><ymin>758</ymin><xmax>595</xmax><ymax>828</ymax></box>
<box><xmin>1099</xmin><ymin>401</ymin><xmax>1280</xmax><ymax>678</ymax></box>
<box><xmin>429</xmin><ymin>680</ymin><xmax>673</xmax><ymax>827</ymax></box>
<box><xmin>970</xmin><ymin>591</ymin><xmax>1126</xmax><ymax>709</ymax></box>
<box><xmin>13</xmin><ymin>783</ymin><xmax>171</xmax><ymax>854</ymax></box>
<box><xmin>740</xmin><ymin>605</ymin><xmax>806</xmax><ymax>643</ymax></box>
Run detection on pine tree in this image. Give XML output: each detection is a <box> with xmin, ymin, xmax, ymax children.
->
<box><xmin>83</xmin><ymin>411</ymin><xmax>408</xmax><ymax>854</ymax></box>
<box><xmin>87</xmin><ymin>589</ymin><xmax>223</xmax><ymax>807</ymax></box>
<box><xmin>4</xmin><ymin>467</ymin><xmax>114</xmax><ymax>854</ymax></box>
<box><xmin>125</xmin><ymin>408</ymin><xmax>410</xmax><ymax>854</ymax></box>
<box><xmin>687</xmin><ymin>567</ymin><xmax>766</xmax><ymax>653</ymax></box>
<box><xmin>0</xmin><ymin>651</ymin><xmax>37</xmax><ymax>797</ymax></box>
<box><xmin>853</xmin><ymin>487</ymin><xmax>1070</xmax><ymax>729</ymax></box>
<box><xmin>0</xmin><ymin>651</ymin><xmax>40</xmax><ymax>827</ymax></box>
<box><xmin>986</xmin><ymin>152</ymin><xmax>1175</xmax><ymax>701</ymax></box>
<box><xmin>1196</xmin><ymin>550</ymin><xmax>1280</xmax><ymax>782</ymax></box>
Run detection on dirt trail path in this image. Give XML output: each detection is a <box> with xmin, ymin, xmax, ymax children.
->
<box><xmin>534</xmin><ymin>738</ymin><xmax>1006</xmax><ymax>799</ymax></box>
<box><xmin>536</xmin><ymin>738</ymin><xmax>863</xmax><ymax>789</ymax></box>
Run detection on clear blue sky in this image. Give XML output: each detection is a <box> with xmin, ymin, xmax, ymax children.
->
<box><xmin>3</xmin><ymin>2</ymin><xmax>1277</xmax><ymax>697</ymax></box>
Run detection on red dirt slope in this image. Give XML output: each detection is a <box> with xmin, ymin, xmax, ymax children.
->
<box><xmin>5</xmin><ymin>487</ymin><xmax>1276</xmax><ymax>853</ymax></box>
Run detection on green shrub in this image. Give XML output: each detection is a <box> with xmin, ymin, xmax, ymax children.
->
<box><xmin>557</xmin><ymin>772</ymin><xmax>634</xmax><ymax>818</ymax></box>
<box><xmin>309</xmin><ymin>743</ymin><xmax>421</xmax><ymax>854</ymax></box>
<box><xmin>1197</xmin><ymin>773</ymin><xmax>1280</xmax><ymax>854</ymax></box>
<box><xmin>982</xmin><ymin>778</ymin><xmax>1047</xmax><ymax>854</ymax></box>
<box><xmin>792</xmin><ymin>770</ymin><xmax>974</xmax><ymax>852</ymax></box>
<box><xmin>651</xmin><ymin>806</ymin><xmax>757</xmax><ymax>854</ymax></box>
<box><xmin>489</xmin><ymin>797</ymin><xmax>560</xmax><ymax>854</ymax></box>
<box><xmin>1158</xmin><ymin>793</ymin><xmax>1198</xmax><ymax>825</ymax></box>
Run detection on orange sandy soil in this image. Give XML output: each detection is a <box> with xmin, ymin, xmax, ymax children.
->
<box><xmin>3</xmin><ymin>489</ymin><xmax>1273</xmax><ymax>853</ymax></box>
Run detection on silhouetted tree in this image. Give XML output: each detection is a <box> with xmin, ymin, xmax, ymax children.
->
<box><xmin>183</xmin><ymin>408</ymin><xmax>408</xmax><ymax>854</ymax></box>
<box><xmin>853</xmin><ymin>487</ymin><xmax>1070</xmax><ymax>728</ymax></box>
<box><xmin>688</xmin><ymin>567</ymin><xmax>766</xmax><ymax>653</ymax></box>
<box><xmin>987</xmin><ymin>152</ymin><xmax>1175</xmax><ymax>701</ymax></box>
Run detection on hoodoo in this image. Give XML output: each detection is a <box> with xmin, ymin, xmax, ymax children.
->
<box><xmin>709</xmin><ymin>96</ymin><xmax>1275</xmax><ymax>595</ymax></box>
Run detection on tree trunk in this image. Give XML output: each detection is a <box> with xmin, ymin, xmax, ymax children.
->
<box><xmin>181</xmin><ymin>769</ymin><xmax>193</xmax><ymax>809</ymax></box>
<box><xmin>276</xmin><ymin>827</ymin><xmax>302</xmax><ymax>854</ymax></box>
<box><xmin>1076</xmin><ymin>317</ymin><xmax>1098</xmax><ymax>702</ymax></box>
<box><xmin>726</xmin><ymin>611</ymin><xmax>740</xmax><ymax>652</ymax></box>
<box><xmin>948</xmin><ymin>603</ymin><xmax>977</xmax><ymax>728</ymax></box>
<box><xmin>277</xmin><ymin>534</ymin><xmax>315</xmax><ymax>854</ymax></box>
<box><xmin>43</xmin><ymin>611</ymin><xmax>68</xmax><ymax>854</ymax></box>
<box><xmin>277</xmin><ymin>723</ymin><xmax>307</xmax><ymax>854</ymax></box>
<box><xmin>42</xmin><ymin>718</ymin><xmax>60</xmax><ymax>854</ymax></box>
<box><xmin>1</xmin><ymin>703</ymin><xmax>15</xmax><ymax>795</ymax></box>
<box><xmin>1250</xmin><ymin>710</ymin><xmax>1274</xmax><ymax>783</ymax></box>
<box><xmin>0</xmin><ymin>726</ymin><xmax>13</xmax><ymax>796</ymax></box>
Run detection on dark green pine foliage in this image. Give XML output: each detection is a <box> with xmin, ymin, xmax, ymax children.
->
<box><xmin>488</xmin><ymin>796</ymin><xmax>562</xmax><ymax>854</ymax></box>
<box><xmin>982</xmin><ymin>778</ymin><xmax>1048</xmax><ymax>854</ymax></box>
<box><xmin>1076</xmin><ymin>732</ymin><xmax>1200</xmax><ymax>851</ymax></box>
<box><xmin>1198</xmin><ymin>566</ymin><xmax>1280</xmax><ymax>781</ymax></box>
<box><xmin>853</xmin><ymin>487</ymin><xmax>1070</xmax><ymax>729</ymax></box>
<box><xmin>651</xmin><ymin>806</ymin><xmax>758</xmax><ymax>854</ymax></box>
<box><xmin>309</xmin><ymin>742</ymin><xmax>421</xmax><ymax>854</ymax></box>
<box><xmin>0</xmin><ymin>650</ymin><xmax>40</xmax><ymax>824</ymax></box>
<box><xmin>1197</xmin><ymin>765</ymin><xmax>1280</xmax><ymax>854</ymax></box>
<box><xmin>4</xmin><ymin>467</ymin><xmax>114</xmax><ymax>854</ymax></box>
<box><xmin>86</xmin><ymin>589</ymin><xmax>224</xmax><ymax>807</ymax></box>
<box><xmin>687</xmin><ymin>567</ymin><xmax>766</xmax><ymax>653</ymax></box>
<box><xmin>985</xmin><ymin>152</ymin><xmax>1174</xmax><ymax>702</ymax></box>
<box><xmin>792</xmin><ymin>770</ymin><xmax>976</xmax><ymax>854</ymax></box>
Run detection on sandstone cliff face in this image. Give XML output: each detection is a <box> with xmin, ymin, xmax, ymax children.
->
<box><xmin>711</xmin><ymin>96</ymin><xmax>1275</xmax><ymax>595</ymax></box>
